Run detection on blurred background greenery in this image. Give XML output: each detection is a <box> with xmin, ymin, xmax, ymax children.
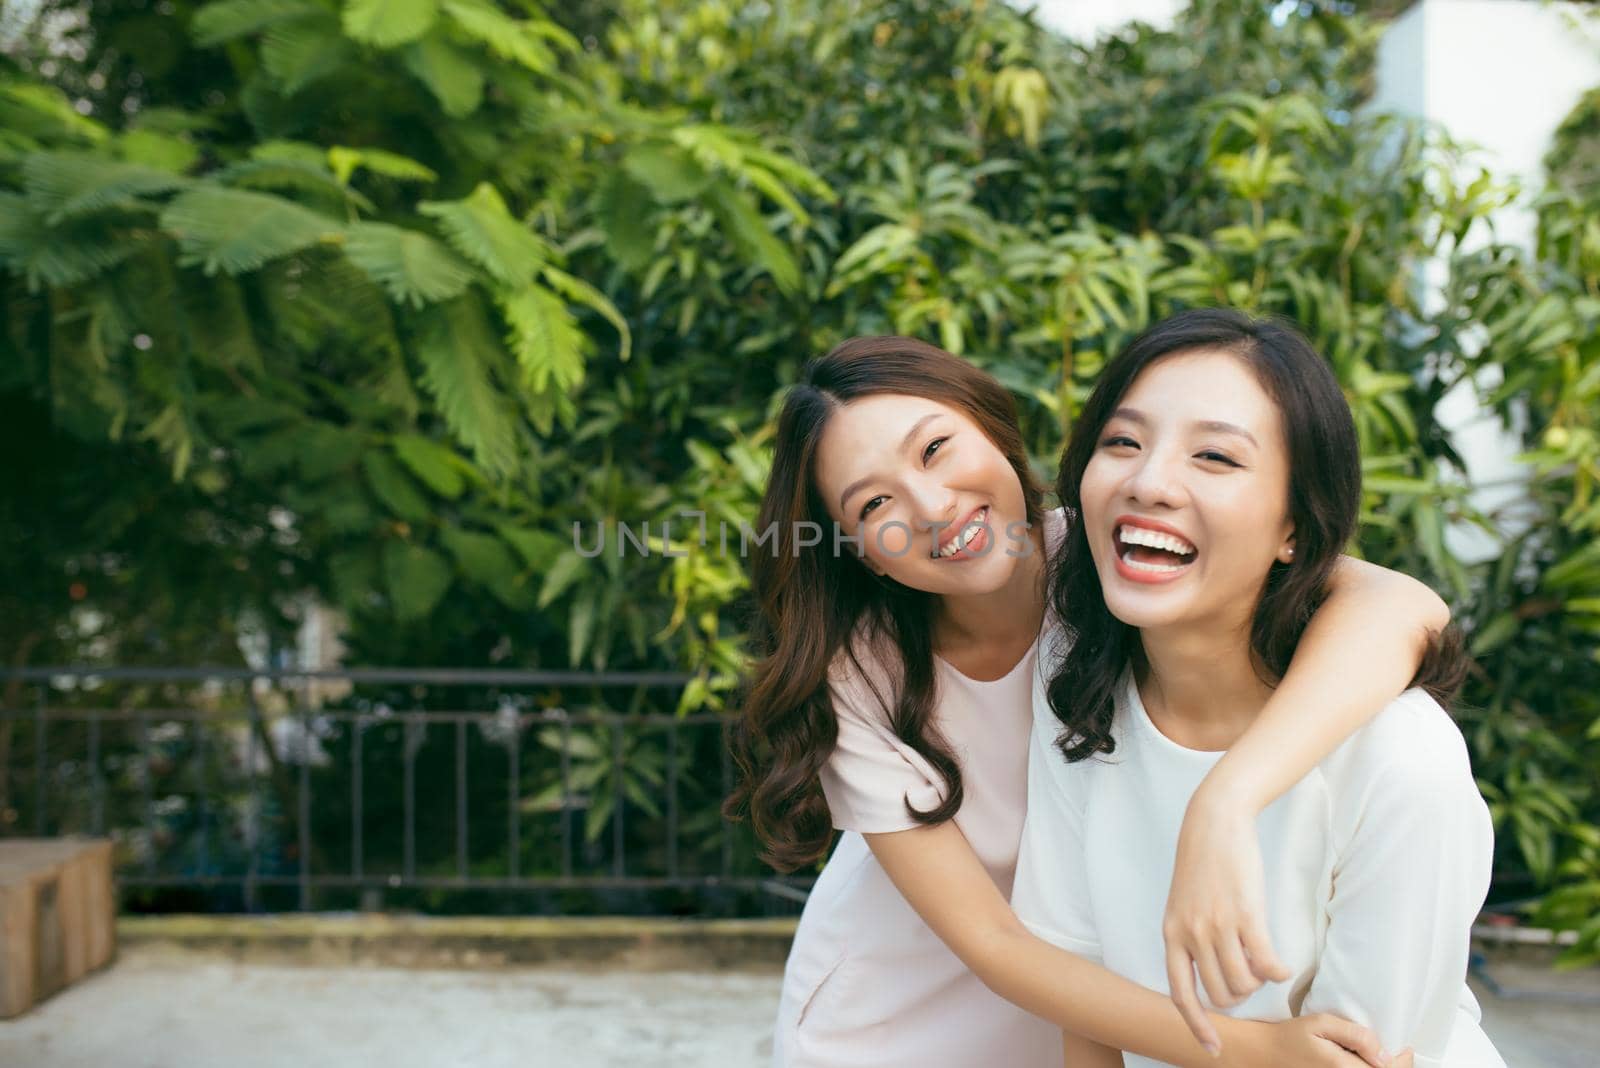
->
<box><xmin>1</xmin><ymin>0</ymin><xmax>1596</xmax><ymax>956</ymax></box>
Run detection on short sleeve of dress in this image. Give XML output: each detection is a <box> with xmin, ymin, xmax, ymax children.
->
<box><xmin>817</xmin><ymin>644</ymin><xmax>945</xmax><ymax>834</ymax></box>
<box><xmin>1009</xmin><ymin>704</ymin><xmax>1102</xmax><ymax>963</ymax></box>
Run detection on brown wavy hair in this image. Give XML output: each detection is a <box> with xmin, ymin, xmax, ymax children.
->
<box><xmin>724</xmin><ymin>336</ymin><xmax>1046</xmax><ymax>871</ymax></box>
<box><xmin>1043</xmin><ymin>308</ymin><xmax>1466</xmax><ymax>762</ymax></box>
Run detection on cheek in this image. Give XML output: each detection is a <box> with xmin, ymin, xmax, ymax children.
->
<box><xmin>1077</xmin><ymin>458</ymin><xmax>1118</xmax><ymax>517</ymax></box>
<box><xmin>1202</xmin><ymin>482</ymin><xmax>1289</xmax><ymax>565</ymax></box>
<box><xmin>870</xmin><ymin>520</ymin><xmax>914</xmax><ymax>560</ymax></box>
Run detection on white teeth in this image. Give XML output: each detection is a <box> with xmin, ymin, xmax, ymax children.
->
<box><xmin>936</xmin><ymin>508</ymin><xmax>987</xmax><ymax>558</ymax></box>
<box><xmin>1120</xmin><ymin>552</ymin><xmax>1185</xmax><ymax>574</ymax></box>
<box><xmin>1117</xmin><ymin>525</ymin><xmax>1195</xmax><ymax>557</ymax></box>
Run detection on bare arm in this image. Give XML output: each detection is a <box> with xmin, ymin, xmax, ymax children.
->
<box><xmin>1165</xmin><ymin>556</ymin><xmax>1449</xmax><ymax>1047</ymax></box>
<box><xmin>1063</xmin><ymin>1030</ymin><xmax>1125</xmax><ymax>1068</ymax></box>
<box><xmin>864</xmin><ymin>821</ymin><xmax>1401</xmax><ymax>1068</ymax></box>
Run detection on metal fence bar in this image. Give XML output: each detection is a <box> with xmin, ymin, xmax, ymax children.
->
<box><xmin>559</xmin><ymin>718</ymin><xmax>572</xmax><ymax>879</ymax></box>
<box><xmin>352</xmin><ymin>715</ymin><xmax>363</xmax><ymax>880</ymax></box>
<box><xmin>114</xmin><ymin>873</ymin><xmax>812</xmax><ymax>891</ymax></box>
<box><xmin>195</xmin><ymin>715</ymin><xmax>210</xmax><ymax>876</ymax></box>
<box><xmin>611</xmin><ymin>724</ymin><xmax>625</xmax><ymax>879</ymax></box>
<box><xmin>34</xmin><ymin>686</ymin><xmax>46</xmax><ymax>835</ymax></box>
<box><xmin>3</xmin><ymin>667</ymin><xmax>694</xmax><ymax>686</ymax></box>
<box><xmin>403</xmin><ymin>715</ymin><xmax>418</xmax><ymax>882</ymax></box>
<box><xmin>298</xmin><ymin>699</ymin><xmax>311</xmax><ymax>911</ymax></box>
<box><xmin>507</xmin><ymin>715</ymin><xmax>519</xmax><ymax>880</ymax></box>
<box><xmin>140</xmin><ymin>711</ymin><xmax>154</xmax><ymax>876</ymax></box>
<box><xmin>244</xmin><ymin>687</ymin><xmax>260</xmax><ymax>912</ymax></box>
<box><xmin>456</xmin><ymin>717</ymin><xmax>468</xmax><ymax>883</ymax></box>
<box><xmin>88</xmin><ymin>712</ymin><xmax>103</xmax><ymax>835</ymax></box>
<box><xmin>666</xmin><ymin>722</ymin><xmax>679</xmax><ymax>879</ymax></box>
<box><xmin>720</xmin><ymin>721</ymin><xmax>733</xmax><ymax>877</ymax></box>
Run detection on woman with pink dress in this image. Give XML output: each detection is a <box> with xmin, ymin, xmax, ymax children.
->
<box><xmin>727</xmin><ymin>335</ymin><xmax>1450</xmax><ymax>1067</ymax></box>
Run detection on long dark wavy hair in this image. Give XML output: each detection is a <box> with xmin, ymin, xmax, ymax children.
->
<box><xmin>724</xmin><ymin>336</ymin><xmax>1047</xmax><ymax>871</ymax></box>
<box><xmin>1043</xmin><ymin>308</ymin><xmax>1466</xmax><ymax>762</ymax></box>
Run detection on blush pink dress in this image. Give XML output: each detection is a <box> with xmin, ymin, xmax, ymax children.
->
<box><xmin>768</xmin><ymin>508</ymin><xmax>1066</xmax><ymax>1068</ymax></box>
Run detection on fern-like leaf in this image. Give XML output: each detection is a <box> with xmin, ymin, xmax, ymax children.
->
<box><xmin>190</xmin><ymin>0</ymin><xmax>330</xmax><ymax>47</ymax></box>
<box><xmin>400</xmin><ymin>34</ymin><xmax>484</xmax><ymax>118</ymax></box>
<box><xmin>540</xmin><ymin>264</ymin><xmax>630</xmax><ymax>361</ymax></box>
<box><xmin>419</xmin><ymin>182</ymin><xmax>552</xmax><ymax>287</ymax></box>
<box><xmin>440</xmin><ymin>0</ymin><xmax>554</xmax><ymax>72</ymax></box>
<box><xmin>23</xmin><ymin>151</ymin><xmax>189</xmax><ymax>223</ymax></box>
<box><xmin>411</xmin><ymin>294</ymin><xmax>520</xmax><ymax>477</ymax></box>
<box><xmin>499</xmin><ymin>282</ymin><xmax>587</xmax><ymax>394</ymax></box>
<box><xmin>705</xmin><ymin>178</ymin><xmax>800</xmax><ymax>294</ymax></box>
<box><xmin>159</xmin><ymin>185</ymin><xmax>340</xmax><ymax>275</ymax></box>
<box><xmin>214</xmin><ymin>157</ymin><xmax>375</xmax><ymax>214</ymax></box>
<box><xmin>0</xmin><ymin>82</ymin><xmax>109</xmax><ymax>153</ymax></box>
<box><xmin>262</xmin><ymin>14</ymin><xmax>355</xmax><ymax>95</ymax></box>
<box><xmin>326</xmin><ymin>145</ymin><xmax>437</xmax><ymax>185</ymax></box>
<box><xmin>0</xmin><ymin>193</ymin><xmax>139</xmax><ymax>290</ymax></box>
<box><xmin>340</xmin><ymin>0</ymin><xmax>436</xmax><ymax>48</ymax></box>
<box><xmin>342</xmin><ymin>221</ymin><xmax>476</xmax><ymax>308</ymax></box>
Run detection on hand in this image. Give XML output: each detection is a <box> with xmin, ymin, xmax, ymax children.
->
<box><xmin>1163</xmin><ymin>792</ymin><xmax>1291</xmax><ymax>1052</ymax></box>
<box><xmin>1223</xmin><ymin>1013</ymin><xmax>1413</xmax><ymax>1068</ymax></box>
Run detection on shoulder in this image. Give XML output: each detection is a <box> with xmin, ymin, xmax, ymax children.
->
<box><xmin>826</xmin><ymin>622</ymin><xmax>903</xmax><ymax>726</ymax></box>
<box><xmin>1321</xmin><ymin>688</ymin><xmax>1478</xmax><ymax>811</ymax></box>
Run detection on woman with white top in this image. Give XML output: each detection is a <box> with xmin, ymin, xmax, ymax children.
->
<box><xmin>1012</xmin><ymin>309</ymin><xmax>1504</xmax><ymax>1067</ymax></box>
<box><xmin>727</xmin><ymin>335</ymin><xmax>1454</xmax><ymax>1067</ymax></box>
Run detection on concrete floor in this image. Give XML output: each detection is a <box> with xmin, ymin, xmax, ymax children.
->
<box><xmin>0</xmin><ymin>946</ymin><xmax>1594</xmax><ymax>1067</ymax></box>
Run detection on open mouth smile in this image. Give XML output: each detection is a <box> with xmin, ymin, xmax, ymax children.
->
<box><xmin>931</xmin><ymin>506</ymin><xmax>990</xmax><ymax>560</ymax></box>
<box><xmin>1112</xmin><ymin>516</ymin><xmax>1197</xmax><ymax>583</ymax></box>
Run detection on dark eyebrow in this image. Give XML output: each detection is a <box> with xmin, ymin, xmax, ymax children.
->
<box><xmin>1195</xmin><ymin>420</ymin><xmax>1259</xmax><ymax>448</ymax></box>
<box><xmin>1108</xmin><ymin>408</ymin><xmax>1259</xmax><ymax>449</ymax></box>
<box><xmin>837</xmin><ymin>412</ymin><xmax>945</xmax><ymax>512</ymax></box>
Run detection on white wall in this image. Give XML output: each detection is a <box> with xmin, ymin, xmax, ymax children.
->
<box><xmin>1368</xmin><ymin>0</ymin><xmax>1600</xmax><ymax>561</ymax></box>
<box><xmin>1027</xmin><ymin>0</ymin><xmax>1183</xmax><ymax>41</ymax></box>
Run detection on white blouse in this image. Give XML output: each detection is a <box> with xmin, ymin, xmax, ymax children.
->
<box><xmin>1011</xmin><ymin>654</ymin><xmax>1506</xmax><ymax>1068</ymax></box>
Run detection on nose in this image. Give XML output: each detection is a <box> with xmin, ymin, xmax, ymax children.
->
<box><xmin>906</xmin><ymin>476</ymin><xmax>959</xmax><ymax>532</ymax></box>
<box><xmin>1120</xmin><ymin>444</ymin><xmax>1185</xmax><ymax>509</ymax></box>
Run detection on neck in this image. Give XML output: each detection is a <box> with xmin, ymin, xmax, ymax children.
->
<box><xmin>933</xmin><ymin>520</ymin><xmax>1048</xmax><ymax>653</ymax></box>
<box><xmin>1136</xmin><ymin>619</ymin><xmax>1275</xmax><ymax>751</ymax></box>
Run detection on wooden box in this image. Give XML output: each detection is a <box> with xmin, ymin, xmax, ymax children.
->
<box><xmin>0</xmin><ymin>838</ymin><xmax>116</xmax><ymax>1018</ymax></box>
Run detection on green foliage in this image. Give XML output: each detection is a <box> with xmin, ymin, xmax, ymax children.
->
<box><xmin>4</xmin><ymin>0</ymin><xmax>1599</xmax><ymax>921</ymax></box>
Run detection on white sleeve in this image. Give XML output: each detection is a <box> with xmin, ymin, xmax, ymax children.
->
<box><xmin>1009</xmin><ymin>719</ymin><xmax>1102</xmax><ymax>964</ymax></box>
<box><xmin>1300</xmin><ymin>704</ymin><xmax>1494</xmax><ymax>1066</ymax></box>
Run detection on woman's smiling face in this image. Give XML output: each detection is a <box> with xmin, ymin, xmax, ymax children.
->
<box><xmin>812</xmin><ymin>393</ymin><xmax>1033</xmax><ymax>596</ymax></box>
<box><xmin>1079</xmin><ymin>349</ymin><xmax>1297</xmax><ymax>636</ymax></box>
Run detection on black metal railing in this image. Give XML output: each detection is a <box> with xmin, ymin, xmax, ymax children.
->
<box><xmin>0</xmin><ymin>666</ymin><xmax>811</xmax><ymax>915</ymax></box>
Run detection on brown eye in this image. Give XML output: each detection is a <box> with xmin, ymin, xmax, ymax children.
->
<box><xmin>922</xmin><ymin>436</ymin><xmax>949</xmax><ymax>463</ymax></box>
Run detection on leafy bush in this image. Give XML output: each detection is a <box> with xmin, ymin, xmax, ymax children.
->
<box><xmin>2</xmin><ymin>0</ymin><xmax>1596</xmax><ymax>933</ymax></box>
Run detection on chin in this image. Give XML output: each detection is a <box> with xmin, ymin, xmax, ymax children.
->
<box><xmin>1096</xmin><ymin>570</ymin><xmax>1192</xmax><ymax>630</ymax></box>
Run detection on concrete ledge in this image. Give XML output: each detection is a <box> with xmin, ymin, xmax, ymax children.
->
<box><xmin>117</xmin><ymin>914</ymin><xmax>799</xmax><ymax>971</ymax></box>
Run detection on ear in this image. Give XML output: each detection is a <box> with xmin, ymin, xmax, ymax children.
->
<box><xmin>1276</xmin><ymin>531</ymin><xmax>1297</xmax><ymax>565</ymax></box>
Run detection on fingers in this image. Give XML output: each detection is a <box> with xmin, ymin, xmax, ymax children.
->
<box><xmin>1240</xmin><ymin>913</ymin><xmax>1291</xmax><ymax>983</ymax></box>
<box><xmin>1392</xmin><ymin>1049</ymin><xmax>1414</xmax><ymax>1068</ymax></box>
<box><xmin>1308</xmin><ymin>1013</ymin><xmax>1392</xmax><ymax>1068</ymax></box>
<box><xmin>1165</xmin><ymin>942</ymin><xmax>1220</xmax><ymax>1056</ymax></box>
<box><xmin>1214</xmin><ymin>935</ymin><xmax>1261</xmax><ymax>1003</ymax></box>
<box><xmin>1193</xmin><ymin>946</ymin><xmax>1239</xmax><ymax>1010</ymax></box>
